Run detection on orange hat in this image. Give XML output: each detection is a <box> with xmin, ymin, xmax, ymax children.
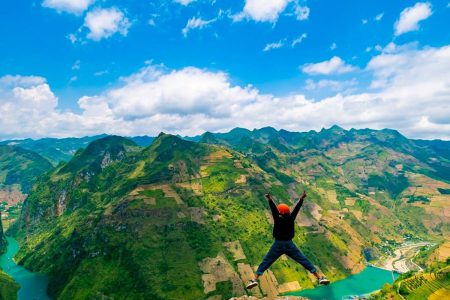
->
<box><xmin>277</xmin><ymin>204</ymin><xmax>290</xmax><ymax>215</ymax></box>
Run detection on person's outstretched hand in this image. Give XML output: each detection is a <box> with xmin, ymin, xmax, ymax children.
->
<box><xmin>265</xmin><ymin>193</ymin><xmax>273</xmax><ymax>201</ymax></box>
<box><xmin>300</xmin><ymin>191</ymin><xmax>307</xmax><ymax>200</ymax></box>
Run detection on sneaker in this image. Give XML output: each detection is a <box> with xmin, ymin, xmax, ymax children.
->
<box><xmin>246</xmin><ymin>279</ymin><xmax>258</xmax><ymax>289</ymax></box>
<box><xmin>318</xmin><ymin>276</ymin><xmax>330</xmax><ymax>285</ymax></box>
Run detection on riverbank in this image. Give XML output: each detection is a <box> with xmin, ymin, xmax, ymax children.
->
<box><xmin>374</xmin><ymin>242</ymin><xmax>433</xmax><ymax>273</ymax></box>
<box><xmin>0</xmin><ymin>269</ymin><xmax>19</xmax><ymax>299</ymax></box>
<box><xmin>0</xmin><ymin>237</ymin><xmax>51</xmax><ymax>300</ymax></box>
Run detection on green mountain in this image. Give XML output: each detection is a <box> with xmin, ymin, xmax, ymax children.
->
<box><xmin>0</xmin><ymin>135</ymin><xmax>155</xmax><ymax>166</ymax></box>
<box><xmin>0</xmin><ymin>145</ymin><xmax>53</xmax><ymax>193</ymax></box>
<box><xmin>9</xmin><ymin>127</ymin><xmax>450</xmax><ymax>299</ymax></box>
<box><xmin>0</xmin><ymin>135</ymin><xmax>109</xmax><ymax>165</ymax></box>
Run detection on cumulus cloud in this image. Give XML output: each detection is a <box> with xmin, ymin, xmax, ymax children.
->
<box><xmin>305</xmin><ymin>78</ymin><xmax>358</xmax><ymax>91</ymax></box>
<box><xmin>302</xmin><ymin>56</ymin><xmax>356</xmax><ymax>75</ymax></box>
<box><xmin>2</xmin><ymin>44</ymin><xmax>450</xmax><ymax>140</ymax></box>
<box><xmin>0</xmin><ymin>75</ymin><xmax>46</xmax><ymax>86</ymax></box>
<box><xmin>0</xmin><ymin>76</ymin><xmax>68</xmax><ymax>139</ymax></box>
<box><xmin>395</xmin><ymin>2</ymin><xmax>432</xmax><ymax>36</ymax></box>
<box><xmin>236</xmin><ymin>0</ymin><xmax>290</xmax><ymax>22</ymax></box>
<box><xmin>42</xmin><ymin>0</ymin><xmax>94</xmax><ymax>15</ymax></box>
<box><xmin>182</xmin><ymin>17</ymin><xmax>216</xmax><ymax>37</ymax></box>
<box><xmin>83</xmin><ymin>7</ymin><xmax>131</xmax><ymax>41</ymax></box>
<box><xmin>233</xmin><ymin>0</ymin><xmax>309</xmax><ymax>23</ymax></box>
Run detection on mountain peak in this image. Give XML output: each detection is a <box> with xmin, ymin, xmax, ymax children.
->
<box><xmin>328</xmin><ymin>124</ymin><xmax>345</xmax><ymax>132</ymax></box>
<box><xmin>149</xmin><ymin>133</ymin><xmax>200</xmax><ymax>156</ymax></box>
<box><xmin>255</xmin><ymin>126</ymin><xmax>278</xmax><ymax>133</ymax></box>
<box><xmin>200</xmin><ymin>131</ymin><xmax>219</xmax><ymax>144</ymax></box>
<box><xmin>229</xmin><ymin>127</ymin><xmax>251</xmax><ymax>135</ymax></box>
<box><xmin>58</xmin><ymin>136</ymin><xmax>137</xmax><ymax>174</ymax></box>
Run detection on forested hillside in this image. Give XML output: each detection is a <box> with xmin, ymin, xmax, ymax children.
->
<box><xmin>8</xmin><ymin>127</ymin><xmax>450</xmax><ymax>299</ymax></box>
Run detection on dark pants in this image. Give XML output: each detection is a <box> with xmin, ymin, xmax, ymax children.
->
<box><xmin>256</xmin><ymin>240</ymin><xmax>317</xmax><ymax>275</ymax></box>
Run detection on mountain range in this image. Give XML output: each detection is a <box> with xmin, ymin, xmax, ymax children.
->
<box><xmin>0</xmin><ymin>126</ymin><xmax>449</xmax><ymax>299</ymax></box>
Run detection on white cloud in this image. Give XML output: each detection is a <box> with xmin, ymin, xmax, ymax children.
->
<box><xmin>0</xmin><ymin>76</ymin><xmax>66</xmax><ymax>139</ymax></box>
<box><xmin>182</xmin><ymin>17</ymin><xmax>216</xmax><ymax>37</ymax></box>
<box><xmin>263</xmin><ymin>40</ymin><xmax>284</xmax><ymax>52</ymax></box>
<box><xmin>67</xmin><ymin>33</ymin><xmax>78</xmax><ymax>44</ymax></box>
<box><xmin>42</xmin><ymin>0</ymin><xmax>94</xmax><ymax>15</ymax></box>
<box><xmin>330</xmin><ymin>42</ymin><xmax>337</xmax><ymax>50</ymax></box>
<box><xmin>394</xmin><ymin>2</ymin><xmax>432</xmax><ymax>36</ymax></box>
<box><xmin>233</xmin><ymin>0</ymin><xmax>309</xmax><ymax>23</ymax></box>
<box><xmin>174</xmin><ymin>0</ymin><xmax>196</xmax><ymax>5</ymax></box>
<box><xmin>362</xmin><ymin>19</ymin><xmax>368</xmax><ymax>24</ymax></box>
<box><xmin>291</xmin><ymin>33</ymin><xmax>307</xmax><ymax>47</ymax></box>
<box><xmin>0</xmin><ymin>75</ymin><xmax>46</xmax><ymax>86</ymax></box>
<box><xmin>294</xmin><ymin>5</ymin><xmax>310</xmax><ymax>21</ymax></box>
<box><xmin>94</xmin><ymin>70</ymin><xmax>108</xmax><ymax>76</ymax></box>
<box><xmin>305</xmin><ymin>78</ymin><xmax>358</xmax><ymax>91</ymax></box>
<box><xmin>83</xmin><ymin>7</ymin><xmax>131</xmax><ymax>41</ymax></box>
<box><xmin>239</xmin><ymin>0</ymin><xmax>290</xmax><ymax>22</ymax></box>
<box><xmin>72</xmin><ymin>60</ymin><xmax>80</xmax><ymax>70</ymax></box>
<box><xmin>375</xmin><ymin>12</ymin><xmax>384</xmax><ymax>21</ymax></box>
<box><xmin>302</xmin><ymin>56</ymin><xmax>356</xmax><ymax>75</ymax></box>
<box><xmin>2</xmin><ymin>44</ymin><xmax>450</xmax><ymax>140</ymax></box>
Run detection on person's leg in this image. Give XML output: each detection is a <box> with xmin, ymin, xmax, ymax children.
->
<box><xmin>285</xmin><ymin>240</ymin><xmax>319</xmax><ymax>277</ymax></box>
<box><xmin>247</xmin><ymin>241</ymin><xmax>285</xmax><ymax>289</ymax></box>
<box><xmin>255</xmin><ymin>241</ymin><xmax>284</xmax><ymax>278</ymax></box>
<box><xmin>285</xmin><ymin>241</ymin><xmax>330</xmax><ymax>284</ymax></box>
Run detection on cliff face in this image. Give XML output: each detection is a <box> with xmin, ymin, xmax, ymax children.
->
<box><xmin>0</xmin><ymin>212</ymin><xmax>6</xmax><ymax>254</ymax></box>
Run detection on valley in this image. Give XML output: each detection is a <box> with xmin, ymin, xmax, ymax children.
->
<box><xmin>377</xmin><ymin>242</ymin><xmax>434</xmax><ymax>274</ymax></box>
<box><xmin>0</xmin><ymin>237</ymin><xmax>50</xmax><ymax>300</ymax></box>
<box><xmin>0</xmin><ymin>126</ymin><xmax>449</xmax><ymax>299</ymax></box>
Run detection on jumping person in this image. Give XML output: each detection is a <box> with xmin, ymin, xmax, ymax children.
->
<box><xmin>246</xmin><ymin>191</ymin><xmax>330</xmax><ymax>289</ymax></box>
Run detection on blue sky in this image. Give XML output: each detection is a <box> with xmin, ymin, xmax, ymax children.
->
<box><xmin>0</xmin><ymin>0</ymin><xmax>449</xmax><ymax>139</ymax></box>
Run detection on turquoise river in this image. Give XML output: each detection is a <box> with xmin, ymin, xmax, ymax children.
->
<box><xmin>288</xmin><ymin>266</ymin><xmax>399</xmax><ymax>300</ymax></box>
<box><xmin>0</xmin><ymin>236</ymin><xmax>51</xmax><ymax>300</ymax></box>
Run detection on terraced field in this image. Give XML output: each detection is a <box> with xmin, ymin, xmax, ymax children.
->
<box><xmin>399</xmin><ymin>267</ymin><xmax>450</xmax><ymax>299</ymax></box>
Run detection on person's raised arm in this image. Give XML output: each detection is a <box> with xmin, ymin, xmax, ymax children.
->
<box><xmin>265</xmin><ymin>193</ymin><xmax>279</xmax><ymax>219</ymax></box>
<box><xmin>291</xmin><ymin>191</ymin><xmax>307</xmax><ymax>219</ymax></box>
